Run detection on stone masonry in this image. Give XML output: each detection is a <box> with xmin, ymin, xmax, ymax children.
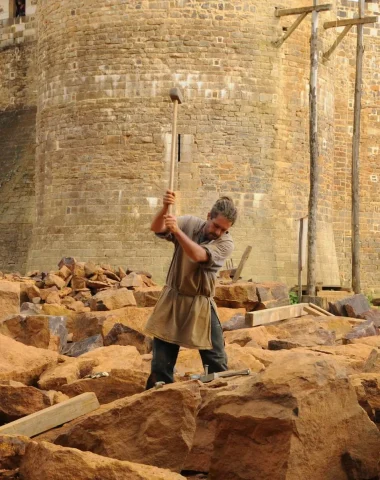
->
<box><xmin>0</xmin><ymin>0</ymin><xmax>379</xmax><ymax>291</ymax></box>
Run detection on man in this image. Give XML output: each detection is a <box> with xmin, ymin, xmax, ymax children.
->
<box><xmin>15</xmin><ymin>0</ymin><xmax>25</xmax><ymax>17</ymax></box>
<box><xmin>145</xmin><ymin>190</ymin><xmax>237</xmax><ymax>389</ymax></box>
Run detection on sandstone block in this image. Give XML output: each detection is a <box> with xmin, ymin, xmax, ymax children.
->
<box><xmin>53</xmin><ymin>382</ymin><xmax>201</xmax><ymax>472</ymax></box>
<box><xmin>0</xmin><ymin>383</ymin><xmax>51</xmax><ymax>423</ymax></box>
<box><xmin>0</xmin><ymin>281</ymin><xmax>20</xmax><ymax>321</ymax></box>
<box><xmin>90</xmin><ymin>288</ymin><xmax>136</xmax><ymax>311</ymax></box>
<box><xmin>0</xmin><ymin>334</ymin><xmax>58</xmax><ymax>385</ymax></box>
<box><xmin>59</xmin><ymin>369</ymin><xmax>148</xmax><ymax>405</ymax></box>
<box><xmin>104</xmin><ymin>323</ymin><xmax>152</xmax><ymax>354</ymax></box>
<box><xmin>133</xmin><ymin>286</ymin><xmax>162</xmax><ymax>307</ymax></box>
<box><xmin>0</xmin><ymin>314</ymin><xmax>68</xmax><ymax>353</ymax></box>
<box><xmin>19</xmin><ymin>441</ymin><xmax>186</xmax><ymax>480</ymax></box>
<box><xmin>209</xmin><ymin>352</ymin><xmax>380</xmax><ymax>480</ymax></box>
<box><xmin>214</xmin><ymin>282</ymin><xmax>259</xmax><ymax>310</ymax></box>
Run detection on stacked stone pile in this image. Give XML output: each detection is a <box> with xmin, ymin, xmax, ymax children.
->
<box><xmin>1</xmin><ymin>263</ymin><xmax>380</xmax><ymax>479</ymax></box>
<box><xmin>0</xmin><ymin>257</ymin><xmax>290</xmax><ymax>357</ymax></box>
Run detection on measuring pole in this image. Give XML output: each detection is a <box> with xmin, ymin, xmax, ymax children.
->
<box><xmin>307</xmin><ymin>0</ymin><xmax>320</xmax><ymax>296</ymax></box>
<box><xmin>351</xmin><ymin>0</ymin><xmax>364</xmax><ymax>294</ymax></box>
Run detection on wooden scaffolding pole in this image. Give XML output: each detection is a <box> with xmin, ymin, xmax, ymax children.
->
<box><xmin>307</xmin><ymin>0</ymin><xmax>320</xmax><ymax>296</ymax></box>
<box><xmin>352</xmin><ymin>0</ymin><xmax>365</xmax><ymax>294</ymax></box>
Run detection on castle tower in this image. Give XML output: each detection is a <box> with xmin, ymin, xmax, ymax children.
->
<box><xmin>27</xmin><ymin>0</ymin><xmax>338</xmax><ymax>284</ymax></box>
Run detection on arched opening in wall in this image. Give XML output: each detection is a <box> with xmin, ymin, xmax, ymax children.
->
<box><xmin>10</xmin><ymin>0</ymin><xmax>25</xmax><ymax>17</ymax></box>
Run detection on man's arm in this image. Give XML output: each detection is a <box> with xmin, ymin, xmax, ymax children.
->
<box><xmin>150</xmin><ymin>191</ymin><xmax>175</xmax><ymax>233</ymax></box>
<box><xmin>164</xmin><ymin>214</ymin><xmax>208</xmax><ymax>263</ymax></box>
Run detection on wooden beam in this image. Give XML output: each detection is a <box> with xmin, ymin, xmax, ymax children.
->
<box><xmin>0</xmin><ymin>392</ymin><xmax>100</xmax><ymax>437</ymax></box>
<box><xmin>298</xmin><ymin>217</ymin><xmax>305</xmax><ymax>301</ymax></box>
<box><xmin>352</xmin><ymin>0</ymin><xmax>365</xmax><ymax>294</ymax></box>
<box><xmin>275</xmin><ymin>4</ymin><xmax>332</xmax><ymax>17</ymax></box>
<box><xmin>274</xmin><ymin>12</ymin><xmax>308</xmax><ymax>47</ymax></box>
<box><xmin>323</xmin><ymin>25</ymin><xmax>352</xmax><ymax>61</ymax></box>
<box><xmin>307</xmin><ymin>1</ymin><xmax>319</xmax><ymax>297</ymax></box>
<box><xmin>232</xmin><ymin>245</ymin><xmax>252</xmax><ymax>282</ymax></box>
<box><xmin>245</xmin><ymin>303</ymin><xmax>308</xmax><ymax>327</ymax></box>
<box><xmin>324</xmin><ymin>16</ymin><xmax>377</xmax><ymax>29</ymax></box>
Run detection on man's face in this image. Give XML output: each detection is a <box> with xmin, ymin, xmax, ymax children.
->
<box><xmin>204</xmin><ymin>214</ymin><xmax>232</xmax><ymax>241</ymax></box>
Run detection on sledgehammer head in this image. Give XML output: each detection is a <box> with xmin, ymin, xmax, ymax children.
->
<box><xmin>169</xmin><ymin>87</ymin><xmax>183</xmax><ymax>105</ymax></box>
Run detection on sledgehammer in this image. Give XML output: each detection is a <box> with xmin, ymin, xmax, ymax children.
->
<box><xmin>168</xmin><ymin>87</ymin><xmax>183</xmax><ymax>214</ymax></box>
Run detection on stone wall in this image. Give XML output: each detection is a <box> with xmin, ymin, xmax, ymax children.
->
<box><xmin>0</xmin><ymin>2</ymin><xmax>37</xmax><ymax>274</ymax></box>
<box><xmin>332</xmin><ymin>0</ymin><xmax>380</xmax><ymax>292</ymax></box>
<box><xmin>27</xmin><ymin>0</ymin><xmax>339</xmax><ymax>285</ymax></box>
<box><xmin>0</xmin><ymin>0</ymin><xmax>378</xmax><ymax>292</ymax></box>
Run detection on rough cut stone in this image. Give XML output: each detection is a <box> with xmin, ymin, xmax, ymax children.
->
<box><xmin>208</xmin><ymin>352</ymin><xmax>380</xmax><ymax>480</ymax></box>
<box><xmin>133</xmin><ymin>286</ymin><xmax>162</xmax><ymax>307</ymax></box>
<box><xmin>217</xmin><ymin>307</ymin><xmax>246</xmax><ymax>324</ymax></box>
<box><xmin>349</xmin><ymin>373</ymin><xmax>380</xmax><ymax>424</ymax></box>
<box><xmin>90</xmin><ymin>288</ymin><xmax>136</xmax><ymax>311</ymax></box>
<box><xmin>0</xmin><ymin>334</ymin><xmax>58</xmax><ymax>385</ymax></box>
<box><xmin>20</xmin><ymin>302</ymin><xmax>42</xmax><ymax>315</ymax></box>
<box><xmin>175</xmin><ymin>344</ymin><xmax>265</xmax><ymax>376</ymax></box>
<box><xmin>214</xmin><ymin>282</ymin><xmax>259</xmax><ymax>310</ymax></box>
<box><xmin>25</xmin><ymin>284</ymin><xmax>41</xmax><ymax>301</ymax></box>
<box><xmin>224</xmin><ymin>326</ymin><xmax>276</xmax><ymax>348</ymax></box>
<box><xmin>358</xmin><ymin>309</ymin><xmax>380</xmax><ymax>327</ymax></box>
<box><xmin>59</xmin><ymin>369</ymin><xmax>148</xmax><ymax>404</ymax></box>
<box><xmin>0</xmin><ymin>315</ymin><xmax>67</xmax><ymax>353</ymax></box>
<box><xmin>0</xmin><ymin>281</ymin><xmax>20</xmax><ymax>321</ymax></box>
<box><xmin>62</xmin><ymin>334</ymin><xmax>104</xmax><ymax>357</ymax></box>
<box><xmin>255</xmin><ymin>282</ymin><xmax>290</xmax><ymax>309</ymax></box>
<box><xmin>52</xmin><ymin>382</ymin><xmax>201</xmax><ymax>472</ymax></box>
<box><xmin>342</xmin><ymin>321</ymin><xmax>377</xmax><ymax>344</ymax></box>
<box><xmin>104</xmin><ymin>323</ymin><xmax>152</xmax><ymax>354</ymax></box>
<box><xmin>38</xmin><ymin>357</ymin><xmax>97</xmax><ymax>391</ymax></box>
<box><xmin>221</xmin><ymin>313</ymin><xmax>246</xmax><ymax>332</ymax></box>
<box><xmin>44</xmin><ymin>274</ymin><xmax>66</xmax><ymax>290</ymax></box>
<box><xmin>329</xmin><ymin>294</ymin><xmax>371</xmax><ymax>317</ymax></box>
<box><xmin>120</xmin><ymin>272</ymin><xmax>143</xmax><ymax>288</ymax></box>
<box><xmin>100</xmin><ymin>306</ymin><xmax>154</xmax><ymax>336</ymax></box>
<box><xmin>0</xmin><ymin>383</ymin><xmax>51</xmax><ymax>423</ymax></box>
<box><xmin>20</xmin><ymin>441</ymin><xmax>186</xmax><ymax>480</ymax></box>
<box><xmin>0</xmin><ymin>435</ymin><xmax>31</xmax><ymax>471</ymax></box>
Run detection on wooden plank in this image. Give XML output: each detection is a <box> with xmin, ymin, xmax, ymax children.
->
<box><xmin>232</xmin><ymin>245</ymin><xmax>252</xmax><ymax>282</ymax></box>
<box><xmin>323</xmin><ymin>25</ymin><xmax>352</xmax><ymax>61</ymax></box>
<box><xmin>307</xmin><ymin>1</ymin><xmax>319</xmax><ymax>297</ymax></box>
<box><xmin>274</xmin><ymin>12</ymin><xmax>308</xmax><ymax>47</ymax></box>
<box><xmin>275</xmin><ymin>4</ymin><xmax>332</xmax><ymax>17</ymax></box>
<box><xmin>303</xmin><ymin>305</ymin><xmax>325</xmax><ymax>316</ymax></box>
<box><xmin>245</xmin><ymin>303</ymin><xmax>308</xmax><ymax>327</ymax></box>
<box><xmin>0</xmin><ymin>392</ymin><xmax>100</xmax><ymax>438</ymax></box>
<box><xmin>324</xmin><ymin>16</ymin><xmax>377</xmax><ymax>29</ymax></box>
<box><xmin>307</xmin><ymin>302</ymin><xmax>334</xmax><ymax>316</ymax></box>
<box><xmin>352</xmin><ymin>0</ymin><xmax>365</xmax><ymax>294</ymax></box>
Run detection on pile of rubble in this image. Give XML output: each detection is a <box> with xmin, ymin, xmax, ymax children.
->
<box><xmin>0</xmin><ymin>260</ymin><xmax>380</xmax><ymax>479</ymax></box>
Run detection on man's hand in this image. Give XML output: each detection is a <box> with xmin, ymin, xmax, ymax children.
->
<box><xmin>164</xmin><ymin>214</ymin><xmax>179</xmax><ymax>234</ymax></box>
<box><xmin>163</xmin><ymin>190</ymin><xmax>175</xmax><ymax>208</ymax></box>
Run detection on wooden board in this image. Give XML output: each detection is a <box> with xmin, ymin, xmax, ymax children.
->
<box><xmin>306</xmin><ymin>302</ymin><xmax>334</xmax><ymax>316</ymax></box>
<box><xmin>275</xmin><ymin>4</ymin><xmax>332</xmax><ymax>17</ymax></box>
<box><xmin>324</xmin><ymin>16</ymin><xmax>377</xmax><ymax>29</ymax></box>
<box><xmin>0</xmin><ymin>392</ymin><xmax>100</xmax><ymax>438</ymax></box>
<box><xmin>232</xmin><ymin>246</ymin><xmax>252</xmax><ymax>282</ymax></box>
<box><xmin>303</xmin><ymin>305</ymin><xmax>326</xmax><ymax>317</ymax></box>
<box><xmin>245</xmin><ymin>303</ymin><xmax>308</xmax><ymax>327</ymax></box>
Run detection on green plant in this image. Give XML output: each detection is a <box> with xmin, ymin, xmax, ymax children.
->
<box><xmin>289</xmin><ymin>291</ymin><xmax>299</xmax><ymax>305</ymax></box>
<box><xmin>367</xmin><ymin>294</ymin><xmax>374</xmax><ymax>306</ymax></box>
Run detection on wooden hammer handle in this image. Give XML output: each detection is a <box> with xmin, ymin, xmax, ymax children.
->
<box><xmin>168</xmin><ymin>99</ymin><xmax>179</xmax><ymax>215</ymax></box>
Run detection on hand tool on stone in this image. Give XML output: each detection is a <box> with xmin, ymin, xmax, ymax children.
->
<box><xmin>190</xmin><ymin>367</ymin><xmax>251</xmax><ymax>383</ymax></box>
<box><xmin>168</xmin><ymin>87</ymin><xmax>183</xmax><ymax>214</ymax></box>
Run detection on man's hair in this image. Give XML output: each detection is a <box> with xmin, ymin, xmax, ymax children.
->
<box><xmin>210</xmin><ymin>196</ymin><xmax>237</xmax><ymax>225</ymax></box>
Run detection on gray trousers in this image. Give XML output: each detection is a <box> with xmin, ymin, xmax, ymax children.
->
<box><xmin>146</xmin><ymin>307</ymin><xmax>228</xmax><ymax>389</ymax></box>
